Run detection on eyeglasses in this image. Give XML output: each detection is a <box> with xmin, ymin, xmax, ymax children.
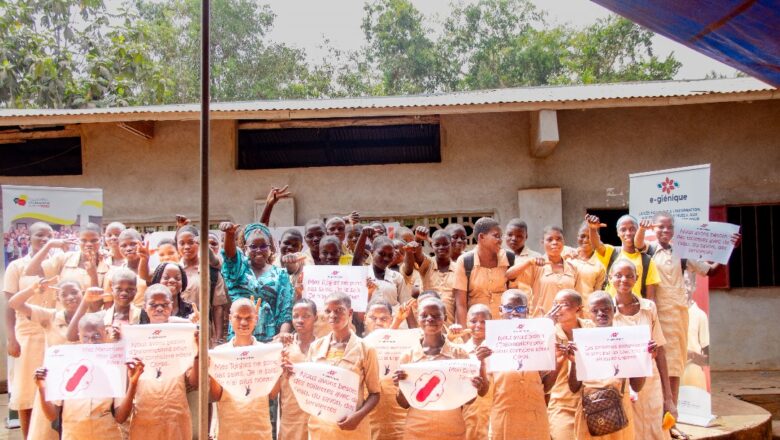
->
<box><xmin>247</xmin><ymin>244</ymin><xmax>270</xmax><ymax>252</ymax></box>
<box><xmin>500</xmin><ymin>305</ymin><xmax>528</xmax><ymax>313</ymax></box>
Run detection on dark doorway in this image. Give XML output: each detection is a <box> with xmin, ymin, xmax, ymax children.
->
<box><xmin>587</xmin><ymin>208</ymin><xmax>629</xmax><ymax>247</ymax></box>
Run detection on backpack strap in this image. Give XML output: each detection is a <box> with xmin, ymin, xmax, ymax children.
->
<box><xmin>640</xmin><ymin>252</ymin><xmax>651</xmax><ymax>298</ymax></box>
<box><xmin>208</xmin><ymin>266</ymin><xmax>220</xmax><ymax>321</ymax></box>
<box><xmin>464</xmin><ymin>252</ymin><xmax>475</xmax><ymax>294</ymax></box>
<box><xmin>680</xmin><ymin>258</ymin><xmax>688</xmax><ymax>274</ymax></box>
<box><xmin>505</xmin><ymin>250</ymin><xmax>516</xmax><ymax>288</ymax></box>
<box><xmin>602</xmin><ymin>247</ymin><xmax>621</xmax><ymax>289</ymax></box>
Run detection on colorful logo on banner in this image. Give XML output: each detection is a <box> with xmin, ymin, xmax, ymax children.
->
<box><xmin>658</xmin><ymin>177</ymin><xmax>680</xmax><ymax>194</ymax></box>
<box><xmin>13</xmin><ymin>195</ymin><xmax>28</xmax><ymax>206</ymax></box>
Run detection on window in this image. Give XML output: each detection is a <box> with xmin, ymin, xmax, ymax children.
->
<box><xmin>727</xmin><ymin>204</ymin><xmax>780</xmax><ymax>288</ymax></box>
<box><xmin>586</xmin><ymin>208</ymin><xmax>629</xmax><ymax>247</ymax></box>
<box><xmin>359</xmin><ymin>213</ymin><xmax>494</xmax><ymax>248</ymax></box>
<box><xmin>237</xmin><ymin>123</ymin><xmax>441</xmax><ymax>169</ymax></box>
<box><xmin>0</xmin><ymin>137</ymin><xmax>82</xmax><ymax>176</ymax></box>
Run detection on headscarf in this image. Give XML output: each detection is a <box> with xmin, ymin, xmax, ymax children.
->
<box><xmin>243</xmin><ymin>223</ymin><xmax>272</xmax><ymax>243</ymax></box>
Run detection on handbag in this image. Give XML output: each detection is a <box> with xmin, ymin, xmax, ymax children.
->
<box><xmin>581</xmin><ymin>379</ymin><xmax>629</xmax><ymax>436</ymax></box>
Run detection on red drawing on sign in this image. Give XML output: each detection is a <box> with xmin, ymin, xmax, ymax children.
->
<box><xmin>152</xmin><ymin>330</ymin><xmax>162</xmax><ymax>336</ymax></box>
<box><xmin>413</xmin><ymin>371</ymin><xmax>446</xmax><ymax>406</ymax></box>
<box><xmin>516</xmin><ymin>323</ymin><xmax>524</xmax><ymax>330</ymax></box>
<box><xmin>611</xmin><ymin>332</ymin><xmax>618</xmax><ymax>338</ymax></box>
<box><xmin>61</xmin><ymin>360</ymin><xmax>93</xmax><ymax>395</ymax></box>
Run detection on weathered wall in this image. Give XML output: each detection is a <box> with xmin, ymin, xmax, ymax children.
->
<box><xmin>1</xmin><ymin>99</ymin><xmax>779</xmax><ymax>371</ymax></box>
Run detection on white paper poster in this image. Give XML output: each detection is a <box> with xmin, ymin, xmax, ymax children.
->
<box><xmin>289</xmin><ymin>362</ymin><xmax>360</xmax><ymax>423</ymax></box>
<box><xmin>43</xmin><ymin>343</ymin><xmax>127</xmax><ymax>401</ymax></box>
<box><xmin>484</xmin><ymin>318</ymin><xmax>556</xmax><ymax>372</ymax></box>
<box><xmin>303</xmin><ymin>265</ymin><xmax>369</xmax><ymax>312</ymax></box>
<box><xmin>397</xmin><ymin>359</ymin><xmax>480</xmax><ymax>411</ymax></box>
<box><xmin>209</xmin><ymin>343</ymin><xmax>283</xmax><ymax>401</ymax></box>
<box><xmin>629</xmin><ymin>164</ymin><xmax>710</xmax><ymax>222</ymax></box>
<box><xmin>674</xmin><ymin>220</ymin><xmax>740</xmax><ymax>265</ymax></box>
<box><xmin>363</xmin><ymin>329</ymin><xmax>421</xmax><ymax>379</ymax></box>
<box><xmin>123</xmin><ymin>323</ymin><xmax>196</xmax><ymax>381</ymax></box>
<box><xmin>573</xmin><ymin>325</ymin><xmax>653</xmax><ymax>381</ymax></box>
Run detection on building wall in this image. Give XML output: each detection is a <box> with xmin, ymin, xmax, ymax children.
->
<box><xmin>1</xmin><ymin>99</ymin><xmax>779</xmax><ymax>371</ymax></box>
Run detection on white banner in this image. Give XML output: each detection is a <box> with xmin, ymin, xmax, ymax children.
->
<box><xmin>209</xmin><ymin>343</ymin><xmax>283</xmax><ymax>401</ymax></box>
<box><xmin>303</xmin><ymin>265</ymin><xmax>369</xmax><ymax>312</ymax></box>
<box><xmin>573</xmin><ymin>325</ymin><xmax>653</xmax><ymax>381</ymax></box>
<box><xmin>43</xmin><ymin>343</ymin><xmax>127</xmax><ymax>401</ymax></box>
<box><xmin>674</xmin><ymin>220</ymin><xmax>740</xmax><ymax>265</ymax></box>
<box><xmin>123</xmin><ymin>323</ymin><xmax>196</xmax><ymax>381</ymax></box>
<box><xmin>398</xmin><ymin>359</ymin><xmax>480</xmax><ymax>411</ymax></box>
<box><xmin>363</xmin><ymin>329</ymin><xmax>421</xmax><ymax>379</ymax></box>
<box><xmin>1</xmin><ymin>185</ymin><xmax>103</xmax><ymax>230</ymax></box>
<box><xmin>289</xmin><ymin>362</ymin><xmax>360</xmax><ymax>423</ymax></box>
<box><xmin>484</xmin><ymin>318</ymin><xmax>556</xmax><ymax>372</ymax></box>
<box><xmin>629</xmin><ymin>164</ymin><xmax>710</xmax><ymax>222</ymax></box>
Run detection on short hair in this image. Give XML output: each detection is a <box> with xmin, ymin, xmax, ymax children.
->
<box><xmin>305</xmin><ymin>219</ymin><xmax>326</xmax><ymax>232</ymax></box>
<box><xmin>474</xmin><ymin>217</ymin><xmax>500</xmax><ymax>241</ymax></box>
<box><xmin>325</xmin><ymin>217</ymin><xmax>345</xmax><ymax>227</ymax></box>
<box><xmin>609</xmin><ymin>259</ymin><xmax>637</xmax><ymax>276</ymax></box>
<box><xmin>30</xmin><ymin>222</ymin><xmax>53</xmax><ymax>234</ymax></box>
<box><xmin>208</xmin><ymin>232</ymin><xmax>221</xmax><ymax>243</ymax></box>
<box><xmin>501</xmin><ymin>289</ymin><xmax>527</xmax><ymax>304</ymax></box>
<box><xmin>118</xmin><ymin>228</ymin><xmax>142</xmax><ymax>242</ymax></box>
<box><xmin>293</xmin><ymin>298</ymin><xmax>317</xmax><ymax>315</ymax></box>
<box><xmin>230</xmin><ymin>297</ymin><xmax>257</xmax><ymax>316</ymax></box>
<box><xmin>431</xmin><ymin>230</ymin><xmax>451</xmax><ymax>241</ymax></box>
<box><xmin>418</xmin><ymin>296</ymin><xmax>445</xmax><ymax>316</ymax></box>
<box><xmin>396</xmin><ymin>227</ymin><xmax>413</xmax><ymax>241</ymax></box>
<box><xmin>542</xmin><ymin>225</ymin><xmax>564</xmax><ymax>237</ymax></box>
<box><xmin>444</xmin><ymin>223</ymin><xmax>466</xmax><ymax>234</ymax></box>
<box><xmin>418</xmin><ymin>290</ymin><xmax>441</xmax><ymax>302</ymax></box>
<box><xmin>615</xmin><ymin>215</ymin><xmax>638</xmax><ymax>230</ymax></box>
<box><xmin>345</xmin><ymin>223</ymin><xmax>363</xmax><ymax>234</ymax></box>
<box><xmin>112</xmin><ymin>268</ymin><xmax>137</xmax><ymax>285</ymax></box>
<box><xmin>588</xmin><ymin>291</ymin><xmax>615</xmax><ymax>309</ymax></box>
<box><xmin>175</xmin><ymin>225</ymin><xmax>199</xmax><ymax>247</ymax></box>
<box><xmin>653</xmin><ymin>211</ymin><xmax>675</xmax><ymax>224</ymax></box>
<box><xmin>82</xmin><ymin>223</ymin><xmax>102</xmax><ymax>235</ymax></box>
<box><xmin>144</xmin><ymin>284</ymin><xmax>172</xmax><ymax>303</ymax></box>
<box><xmin>282</xmin><ymin>228</ymin><xmax>303</xmax><ymax>241</ymax></box>
<box><xmin>105</xmin><ymin>222</ymin><xmax>126</xmax><ymax>233</ymax></box>
<box><xmin>366</xmin><ymin>297</ymin><xmax>393</xmax><ymax>314</ymax></box>
<box><xmin>319</xmin><ymin>235</ymin><xmax>341</xmax><ymax>250</ymax></box>
<box><xmin>556</xmin><ymin>289</ymin><xmax>582</xmax><ymax>307</ymax></box>
<box><xmin>78</xmin><ymin>312</ymin><xmax>105</xmax><ymax>331</ymax></box>
<box><xmin>58</xmin><ymin>278</ymin><xmax>83</xmax><ymax>291</ymax></box>
<box><xmin>467</xmin><ymin>303</ymin><xmax>492</xmax><ymax>319</ymax></box>
<box><xmin>372</xmin><ymin>236</ymin><xmax>393</xmax><ymax>252</ymax></box>
<box><xmin>506</xmin><ymin>218</ymin><xmax>528</xmax><ymax>231</ymax></box>
<box><xmin>150</xmin><ymin>262</ymin><xmax>188</xmax><ymax>293</ymax></box>
<box><xmin>369</xmin><ymin>222</ymin><xmax>387</xmax><ymax>234</ymax></box>
<box><xmin>325</xmin><ymin>292</ymin><xmax>351</xmax><ymax>309</ymax></box>
<box><xmin>158</xmin><ymin>238</ymin><xmax>176</xmax><ymax>247</ymax></box>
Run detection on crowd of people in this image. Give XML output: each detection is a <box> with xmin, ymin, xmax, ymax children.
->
<box><xmin>2</xmin><ymin>185</ymin><xmax>736</xmax><ymax>440</ymax></box>
<box><xmin>4</xmin><ymin>225</ymin><xmax>79</xmax><ymax>267</ymax></box>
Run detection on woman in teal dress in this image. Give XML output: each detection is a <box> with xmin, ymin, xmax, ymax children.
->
<box><xmin>219</xmin><ymin>222</ymin><xmax>293</xmax><ymax>341</ymax></box>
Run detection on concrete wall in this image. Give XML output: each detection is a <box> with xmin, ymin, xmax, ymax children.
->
<box><xmin>1</xmin><ymin>99</ymin><xmax>779</xmax><ymax>371</ymax></box>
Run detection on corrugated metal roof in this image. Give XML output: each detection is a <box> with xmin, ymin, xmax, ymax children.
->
<box><xmin>0</xmin><ymin>77</ymin><xmax>775</xmax><ymax>122</ymax></box>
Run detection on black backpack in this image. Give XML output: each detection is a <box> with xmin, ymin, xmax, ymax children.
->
<box><xmin>464</xmin><ymin>250</ymin><xmax>516</xmax><ymax>294</ymax></box>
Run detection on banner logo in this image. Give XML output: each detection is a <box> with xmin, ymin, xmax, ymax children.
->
<box><xmin>658</xmin><ymin>177</ymin><xmax>680</xmax><ymax>194</ymax></box>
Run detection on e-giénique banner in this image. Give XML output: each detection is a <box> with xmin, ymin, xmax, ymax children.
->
<box><xmin>629</xmin><ymin>164</ymin><xmax>710</xmax><ymax>222</ymax></box>
<box><xmin>289</xmin><ymin>362</ymin><xmax>360</xmax><ymax>423</ymax></box>
<box><xmin>208</xmin><ymin>343</ymin><xmax>283</xmax><ymax>401</ymax></box>
<box><xmin>397</xmin><ymin>359</ymin><xmax>480</xmax><ymax>411</ymax></box>
<box><xmin>123</xmin><ymin>323</ymin><xmax>196</xmax><ymax>381</ymax></box>
<box><xmin>484</xmin><ymin>318</ymin><xmax>556</xmax><ymax>373</ymax></box>
<box><xmin>43</xmin><ymin>342</ymin><xmax>127</xmax><ymax>401</ymax></box>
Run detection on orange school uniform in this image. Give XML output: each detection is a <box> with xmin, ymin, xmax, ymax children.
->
<box><xmin>508</xmin><ymin>246</ymin><xmax>541</xmax><ymax>297</ymax></box>
<box><xmin>453</xmin><ymin>249</ymin><xmax>511</xmax><ymax>320</ymax></box>
<box><xmin>42</xmin><ymin>251</ymin><xmax>110</xmax><ymax>289</ymax></box>
<box><xmin>279</xmin><ymin>336</ymin><xmax>310</xmax><ymax>440</ymax></box>
<box><xmin>60</xmin><ymin>398</ymin><xmax>122</xmax><ymax>440</ymax></box>
<box><xmin>525</xmin><ymin>260</ymin><xmax>579</xmax><ymax>317</ymax></box>
<box><xmin>573</xmin><ymin>377</ymin><xmax>635</xmax><ymax>440</ymax></box>
<box><xmin>490</xmin><ymin>370</ymin><xmax>550</xmax><ymax>440</ymax></box>
<box><xmin>418</xmin><ymin>256</ymin><xmax>457</xmax><ymax>325</ymax></box>
<box><xmin>572</xmin><ymin>253</ymin><xmax>606</xmax><ymax>302</ymax></box>
<box><xmin>129</xmin><ymin>375</ymin><xmax>192</xmax><ymax>440</ymax></box>
<box><xmin>461</xmin><ymin>340</ymin><xmax>492</xmax><ymax>440</ymax></box>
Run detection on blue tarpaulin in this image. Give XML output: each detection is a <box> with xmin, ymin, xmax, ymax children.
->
<box><xmin>591</xmin><ymin>0</ymin><xmax>780</xmax><ymax>86</ymax></box>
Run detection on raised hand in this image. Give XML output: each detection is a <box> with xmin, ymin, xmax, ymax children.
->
<box><xmin>344</xmin><ymin>211</ymin><xmax>360</xmax><ymax>225</ymax></box>
<box><xmin>126</xmin><ymin>358</ymin><xmax>145</xmax><ymax>384</ymax></box>
<box><xmin>475</xmin><ymin>345</ymin><xmax>492</xmax><ymax>362</ymax></box>
<box><xmin>414</xmin><ymin>226</ymin><xmax>430</xmax><ymax>243</ymax></box>
<box><xmin>176</xmin><ymin>215</ymin><xmax>191</xmax><ymax>228</ymax></box>
<box><xmin>219</xmin><ymin>222</ymin><xmax>241</xmax><ymax>235</ymax></box>
<box><xmin>84</xmin><ymin>287</ymin><xmax>105</xmax><ymax>303</ymax></box>
<box><xmin>392</xmin><ymin>369</ymin><xmax>407</xmax><ymax>386</ymax></box>
<box><xmin>266</xmin><ymin>185</ymin><xmax>292</xmax><ymax>206</ymax></box>
<box><xmin>189</xmin><ymin>303</ymin><xmax>200</xmax><ymax>324</ymax></box>
<box><xmin>34</xmin><ymin>367</ymin><xmax>48</xmax><ymax>387</ymax></box>
<box><xmin>281</xmin><ymin>252</ymin><xmax>307</xmax><ymax>264</ymax></box>
<box><xmin>584</xmin><ymin>214</ymin><xmax>607</xmax><ymax>229</ymax></box>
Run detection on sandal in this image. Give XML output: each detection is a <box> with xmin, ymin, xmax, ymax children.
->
<box><xmin>670</xmin><ymin>426</ymin><xmax>690</xmax><ymax>440</ymax></box>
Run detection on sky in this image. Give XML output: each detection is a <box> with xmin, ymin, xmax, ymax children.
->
<box><xmin>264</xmin><ymin>0</ymin><xmax>738</xmax><ymax>80</ymax></box>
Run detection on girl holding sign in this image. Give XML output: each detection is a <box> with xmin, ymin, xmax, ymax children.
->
<box><xmin>609</xmin><ymin>260</ymin><xmax>674</xmax><ymax>440</ymax></box>
<box><xmin>304</xmin><ymin>292</ymin><xmax>381</xmax><ymax>439</ymax></box>
<box><xmin>489</xmin><ymin>290</ymin><xmax>554</xmax><ymax>440</ymax></box>
<box><xmin>462</xmin><ymin>304</ymin><xmax>493</xmax><ymax>440</ymax></box>
<box><xmin>393</xmin><ymin>297</ymin><xmax>490</xmax><ymax>440</ymax></box>
<box><xmin>566</xmin><ymin>291</ymin><xmax>647</xmax><ymax>440</ymax></box>
<box><xmin>279</xmin><ymin>299</ymin><xmax>318</xmax><ymax>440</ymax></box>
<box><xmin>33</xmin><ymin>312</ymin><xmax>145</xmax><ymax>440</ymax></box>
<box><xmin>209</xmin><ymin>298</ymin><xmax>281</xmax><ymax>439</ymax></box>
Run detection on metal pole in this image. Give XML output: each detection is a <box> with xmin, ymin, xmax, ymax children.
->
<box><xmin>198</xmin><ymin>0</ymin><xmax>211</xmax><ymax>438</ymax></box>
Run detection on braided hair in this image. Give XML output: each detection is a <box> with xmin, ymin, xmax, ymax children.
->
<box><xmin>150</xmin><ymin>262</ymin><xmax>188</xmax><ymax>294</ymax></box>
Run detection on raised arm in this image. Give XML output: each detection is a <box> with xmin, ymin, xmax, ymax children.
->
<box><xmin>33</xmin><ymin>368</ymin><xmax>60</xmax><ymax>422</ymax></box>
<box><xmin>219</xmin><ymin>222</ymin><xmax>241</xmax><ymax>260</ymax></box>
<box><xmin>585</xmin><ymin>214</ymin><xmax>607</xmax><ymax>256</ymax></box>
<box><xmin>351</xmin><ymin>227</ymin><xmax>374</xmax><ymax>267</ymax></box>
<box><xmin>635</xmin><ymin>219</ymin><xmax>656</xmax><ymax>252</ymax></box>
<box><xmin>8</xmin><ymin>279</ymin><xmax>45</xmax><ymax>319</ymax></box>
<box><xmin>260</xmin><ymin>185</ymin><xmax>291</xmax><ymax>225</ymax></box>
<box><xmin>505</xmin><ymin>257</ymin><xmax>542</xmax><ymax>280</ymax></box>
<box><xmin>23</xmin><ymin>239</ymin><xmax>73</xmax><ymax>277</ymax></box>
<box><xmin>65</xmin><ymin>287</ymin><xmax>104</xmax><ymax>342</ymax></box>
<box><xmin>115</xmin><ymin>358</ymin><xmax>144</xmax><ymax>423</ymax></box>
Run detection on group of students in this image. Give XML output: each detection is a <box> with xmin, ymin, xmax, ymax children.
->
<box><xmin>2</xmin><ymin>185</ymin><xmax>736</xmax><ymax>439</ymax></box>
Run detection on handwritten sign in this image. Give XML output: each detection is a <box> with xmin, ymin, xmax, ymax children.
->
<box><xmin>363</xmin><ymin>329</ymin><xmax>420</xmax><ymax>379</ymax></box>
<box><xmin>573</xmin><ymin>325</ymin><xmax>653</xmax><ymax>381</ymax></box>
<box><xmin>43</xmin><ymin>343</ymin><xmax>127</xmax><ymax>401</ymax></box>
<box><xmin>674</xmin><ymin>220</ymin><xmax>740</xmax><ymax>265</ymax></box>
<box><xmin>398</xmin><ymin>359</ymin><xmax>479</xmax><ymax>411</ymax></box>
<box><xmin>290</xmin><ymin>363</ymin><xmax>360</xmax><ymax>423</ymax></box>
<box><xmin>484</xmin><ymin>318</ymin><xmax>556</xmax><ymax>372</ymax></box>
<box><xmin>123</xmin><ymin>323</ymin><xmax>196</xmax><ymax>381</ymax></box>
<box><xmin>303</xmin><ymin>265</ymin><xmax>369</xmax><ymax>312</ymax></box>
<box><xmin>209</xmin><ymin>343</ymin><xmax>283</xmax><ymax>401</ymax></box>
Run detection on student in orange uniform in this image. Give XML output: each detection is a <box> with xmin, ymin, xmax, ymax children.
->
<box><xmin>444</xmin><ymin>224</ymin><xmax>468</xmax><ymax>263</ymax></box>
<box><xmin>393</xmin><ymin>297</ymin><xmax>490</xmax><ymax>440</ymax></box>
<box><xmin>102</xmin><ymin>228</ymin><xmax>148</xmax><ymax>306</ymax></box>
<box><xmin>33</xmin><ymin>312</ymin><xmax>144</xmax><ymax>440</ymax></box>
<box><xmin>209</xmin><ymin>298</ymin><xmax>281</xmax><ymax>440</ymax></box>
<box><xmin>67</xmin><ymin>268</ymin><xmax>142</xmax><ymax>342</ymax></box>
<box><xmin>417</xmin><ymin>230</ymin><xmax>457</xmax><ymax>326</ymax></box>
<box><xmin>303</xmin><ymin>292</ymin><xmax>380</xmax><ymax>439</ymax></box>
<box><xmin>571</xmin><ymin>222</ymin><xmax>607</xmax><ymax>304</ymax></box>
<box><xmin>279</xmin><ymin>299</ymin><xmax>317</xmax><ymax>440</ymax></box>
<box><xmin>504</xmin><ymin>218</ymin><xmax>541</xmax><ymax>296</ymax></box>
<box><xmin>461</xmin><ymin>304</ymin><xmax>493</xmax><ymax>440</ymax></box>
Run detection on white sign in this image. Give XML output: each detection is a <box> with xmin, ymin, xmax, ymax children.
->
<box><xmin>674</xmin><ymin>220</ymin><xmax>740</xmax><ymax>265</ymax></box>
<box><xmin>1</xmin><ymin>185</ymin><xmax>103</xmax><ymax>230</ymax></box>
<box><xmin>629</xmin><ymin>164</ymin><xmax>710</xmax><ymax>222</ymax></box>
<box><xmin>397</xmin><ymin>359</ymin><xmax>480</xmax><ymax>411</ymax></box>
<box><xmin>678</xmin><ymin>386</ymin><xmax>716</xmax><ymax>427</ymax></box>
<box><xmin>303</xmin><ymin>265</ymin><xmax>369</xmax><ymax>312</ymax></box>
<box><xmin>289</xmin><ymin>362</ymin><xmax>360</xmax><ymax>423</ymax></box>
<box><xmin>484</xmin><ymin>318</ymin><xmax>556</xmax><ymax>372</ymax></box>
<box><xmin>573</xmin><ymin>325</ymin><xmax>653</xmax><ymax>381</ymax></box>
<box><xmin>209</xmin><ymin>343</ymin><xmax>283</xmax><ymax>401</ymax></box>
<box><xmin>43</xmin><ymin>343</ymin><xmax>127</xmax><ymax>401</ymax></box>
<box><xmin>363</xmin><ymin>329</ymin><xmax>421</xmax><ymax>379</ymax></box>
<box><xmin>123</xmin><ymin>323</ymin><xmax>197</xmax><ymax>381</ymax></box>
